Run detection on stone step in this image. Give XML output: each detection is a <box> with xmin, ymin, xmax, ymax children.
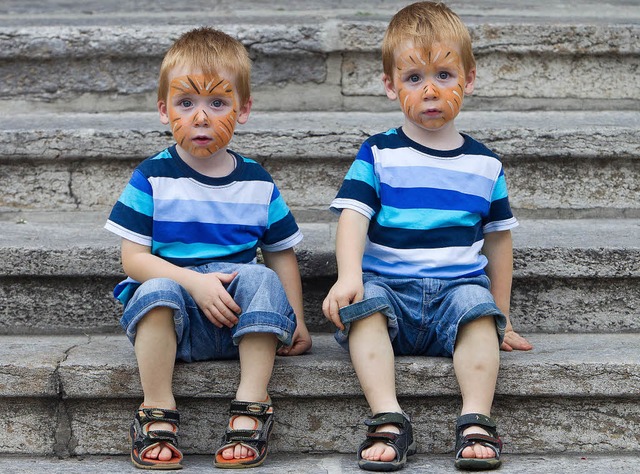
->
<box><xmin>0</xmin><ymin>1</ymin><xmax>638</xmax><ymax>113</ymax></box>
<box><xmin>0</xmin><ymin>212</ymin><xmax>638</xmax><ymax>335</ymax></box>
<box><xmin>1</xmin><ymin>332</ymin><xmax>639</xmax><ymax>456</ymax></box>
<box><xmin>1</xmin><ymin>110</ymin><xmax>638</xmax><ymax>216</ymax></box>
<box><xmin>2</xmin><ymin>453</ymin><xmax>640</xmax><ymax>474</ymax></box>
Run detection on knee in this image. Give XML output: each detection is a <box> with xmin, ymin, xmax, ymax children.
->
<box><xmin>234</xmin><ymin>265</ymin><xmax>281</xmax><ymax>292</ymax></box>
<box><xmin>138</xmin><ymin>277</ymin><xmax>182</xmax><ymax>294</ymax></box>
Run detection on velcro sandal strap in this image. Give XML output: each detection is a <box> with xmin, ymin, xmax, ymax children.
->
<box><xmin>364</xmin><ymin>412</ymin><xmax>408</xmax><ymax>428</ymax></box>
<box><xmin>456</xmin><ymin>413</ymin><xmax>496</xmax><ymax>433</ymax></box>
<box><xmin>229</xmin><ymin>400</ymin><xmax>272</xmax><ymax>417</ymax></box>
<box><xmin>456</xmin><ymin>433</ymin><xmax>502</xmax><ymax>457</ymax></box>
<box><xmin>137</xmin><ymin>407</ymin><xmax>180</xmax><ymax>428</ymax></box>
<box><xmin>366</xmin><ymin>431</ymin><xmax>400</xmax><ymax>442</ymax></box>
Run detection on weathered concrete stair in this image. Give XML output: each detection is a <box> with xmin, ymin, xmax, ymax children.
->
<box><xmin>2</xmin><ymin>332</ymin><xmax>639</xmax><ymax>457</ymax></box>
<box><xmin>1</xmin><ymin>110</ymin><xmax>638</xmax><ymax>216</ymax></box>
<box><xmin>1</xmin><ymin>0</ymin><xmax>638</xmax><ymax>114</ymax></box>
<box><xmin>0</xmin><ymin>0</ymin><xmax>638</xmax><ymax>469</ymax></box>
<box><xmin>0</xmin><ymin>214</ymin><xmax>638</xmax><ymax>335</ymax></box>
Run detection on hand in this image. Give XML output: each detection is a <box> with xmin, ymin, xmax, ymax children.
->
<box><xmin>189</xmin><ymin>271</ymin><xmax>241</xmax><ymax>328</ymax></box>
<box><xmin>277</xmin><ymin>323</ymin><xmax>312</xmax><ymax>356</ymax></box>
<box><xmin>501</xmin><ymin>327</ymin><xmax>533</xmax><ymax>352</ymax></box>
<box><xmin>322</xmin><ymin>278</ymin><xmax>364</xmax><ymax>331</ymax></box>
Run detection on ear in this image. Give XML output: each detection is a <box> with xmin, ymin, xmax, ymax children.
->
<box><xmin>382</xmin><ymin>73</ymin><xmax>398</xmax><ymax>101</ymax></box>
<box><xmin>158</xmin><ymin>100</ymin><xmax>170</xmax><ymax>125</ymax></box>
<box><xmin>463</xmin><ymin>68</ymin><xmax>476</xmax><ymax>95</ymax></box>
<box><xmin>236</xmin><ymin>97</ymin><xmax>253</xmax><ymax>125</ymax></box>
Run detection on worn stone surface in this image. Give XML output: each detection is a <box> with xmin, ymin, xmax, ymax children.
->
<box><xmin>2</xmin><ymin>453</ymin><xmax>640</xmax><ymax>474</ymax></box>
<box><xmin>0</xmin><ymin>9</ymin><xmax>638</xmax><ymax>112</ymax></box>
<box><xmin>0</xmin><ymin>336</ymin><xmax>86</xmax><ymax>396</ymax></box>
<box><xmin>0</xmin><ymin>399</ymin><xmax>59</xmax><ymax>454</ymax></box>
<box><xmin>53</xmin><ymin>333</ymin><xmax>640</xmax><ymax>400</ymax></box>
<box><xmin>0</xmin><ymin>111</ymin><xmax>638</xmax><ymax>212</ymax></box>
<box><xmin>0</xmin><ymin>333</ymin><xmax>632</xmax><ymax>455</ymax></box>
<box><xmin>0</xmin><ymin>216</ymin><xmax>638</xmax><ymax>334</ymax></box>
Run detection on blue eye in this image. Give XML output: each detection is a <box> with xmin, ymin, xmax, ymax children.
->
<box><xmin>409</xmin><ymin>74</ymin><xmax>421</xmax><ymax>83</ymax></box>
<box><xmin>179</xmin><ymin>99</ymin><xmax>193</xmax><ymax>108</ymax></box>
<box><xmin>212</xmin><ymin>99</ymin><xmax>224</xmax><ymax>108</ymax></box>
<box><xmin>437</xmin><ymin>72</ymin><xmax>450</xmax><ymax>80</ymax></box>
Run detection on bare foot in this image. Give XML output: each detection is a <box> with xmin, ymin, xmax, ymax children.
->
<box><xmin>460</xmin><ymin>425</ymin><xmax>497</xmax><ymax>460</ymax></box>
<box><xmin>360</xmin><ymin>423</ymin><xmax>399</xmax><ymax>462</ymax></box>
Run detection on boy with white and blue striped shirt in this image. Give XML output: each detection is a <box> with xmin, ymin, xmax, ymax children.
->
<box><xmin>105</xmin><ymin>27</ymin><xmax>310</xmax><ymax>470</ymax></box>
<box><xmin>322</xmin><ymin>2</ymin><xmax>532</xmax><ymax>471</ymax></box>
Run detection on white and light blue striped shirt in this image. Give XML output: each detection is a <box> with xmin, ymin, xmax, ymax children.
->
<box><xmin>330</xmin><ymin>128</ymin><xmax>517</xmax><ymax>279</ymax></box>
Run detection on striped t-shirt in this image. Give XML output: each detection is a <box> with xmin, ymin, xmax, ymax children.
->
<box><xmin>330</xmin><ymin>128</ymin><xmax>518</xmax><ymax>279</ymax></box>
<box><xmin>105</xmin><ymin>145</ymin><xmax>302</xmax><ymax>303</ymax></box>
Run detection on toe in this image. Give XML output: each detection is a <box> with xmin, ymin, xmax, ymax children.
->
<box><xmin>158</xmin><ymin>445</ymin><xmax>173</xmax><ymax>461</ymax></box>
<box><xmin>221</xmin><ymin>446</ymin><xmax>235</xmax><ymax>460</ymax></box>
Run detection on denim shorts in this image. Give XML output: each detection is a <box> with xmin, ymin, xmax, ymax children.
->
<box><xmin>335</xmin><ymin>273</ymin><xmax>506</xmax><ymax>357</ymax></box>
<box><xmin>120</xmin><ymin>262</ymin><xmax>297</xmax><ymax>362</ymax></box>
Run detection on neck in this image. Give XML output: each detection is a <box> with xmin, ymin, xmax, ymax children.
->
<box><xmin>402</xmin><ymin>120</ymin><xmax>464</xmax><ymax>151</ymax></box>
<box><xmin>176</xmin><ymin>146</ymin><xmax>236</xmax><ymax>178</ymax></box>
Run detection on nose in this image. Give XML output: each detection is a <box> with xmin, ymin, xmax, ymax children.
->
<box><xmin>422</xmin><ymin>82</ymin><xmax>439</xmax><ymax>99</ymax></box>
<box><xmin>192</xmin><ymin>108</ymin><xmax>210</xmax><ymax>126</ymax></box>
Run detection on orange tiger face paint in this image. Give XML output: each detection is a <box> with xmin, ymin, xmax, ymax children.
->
<box><xmin>163</xmin><ymin>71</ymin><xmax>239</xmax><ymax>158</ymax></box>
<box><xmin>386</xmin><ymin>41</ymin><xmax>474</xmax><ymax>131</ymax></box>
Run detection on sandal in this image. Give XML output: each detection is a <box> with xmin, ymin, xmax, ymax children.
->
<box><xmin>129</xmin><ymin>406</ymin><xmax>183</xmax><ymax>470</ymax></box>
<box><xmin>357</xmin><ymin>412</ymin><xmax>417</xmax><ymax>472</ymax></box>
<box><xmin>454</xmin><ymin>413</ymin><xmax>502</xmax><ymax>470</ymax></box>
<box><xmin>214</xmin><ymin>399</ymin><xmax>274</xmax><ymax>469</ymax></box>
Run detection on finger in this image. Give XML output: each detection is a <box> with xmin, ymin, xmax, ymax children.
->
<box><xmin>219</xmin><ymin>292</ymin><xmax>242</xmax><ymax>315</ymax></box>
<box><xmin>500</xmin><ymin>341</ymin><xmax>513</xmax><ymax>352</ymax></box>
<box><xmin>212</xmin><ymin>301</ymin><xmax>238</xmax><ymax>327</ymax></box>
<box><xmin>330</xmin><ymin>300</ymin><xmax>345</xmax><ymax>331</ymax></box>
<box><xmin>202</xmin><ymin>307</ymin><xmax>224</xmax><ymax>328</ymax></box>
<box><xmin>321</xmin><ymin>297</ymin><xmax>330</xmax><ymax>319</ymax></box>
<box><xmin>215</xmin><ymin>271</ymin><xmax>238</xmax><ymax>284</ymax></box>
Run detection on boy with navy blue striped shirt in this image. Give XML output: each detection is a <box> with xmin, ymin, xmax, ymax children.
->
<box><xmin>322</xmin><ymin>2</ymin><xmax>531</xmax><ymax>471</ymax></box>
<box><xmin>105</xmin><ymin>27</ymin><xmax>310</xmax><ymax>469</ymax></box>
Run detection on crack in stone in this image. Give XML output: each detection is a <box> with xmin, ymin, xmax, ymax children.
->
<box><xmin>52</xmin><ymin>335</ymin><xmax>92</xmax><ymax>458</ymax></box>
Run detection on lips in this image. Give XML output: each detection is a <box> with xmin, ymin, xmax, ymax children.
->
<box><xmin>423</xmin><ymin>108</ymin><xmax>442</xmax><ymax>117</ymax></box>
<box><xmin>192</xmin><ymin>135</ymin><xmax>213</xmax><ymax>145</ymax></box>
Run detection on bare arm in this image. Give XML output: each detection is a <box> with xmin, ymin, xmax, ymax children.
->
<box><xmin>482</xmin><ymin>230</ymin><xmax>533</xmax><ymax>351</ymax></box>
<box><xmin>322</xmin><ymin>209</ymin><xmax>370</xmax><ymax>330</ymax></box>
<box><xmin>262</xmin><ymin>247</ymin><xmax>311</xmax><ymax>356</ymax></box>
<box><xmin>121</xmin><ymin>239</ymin><xmax>241</xmax><ymax>328</ymax></box>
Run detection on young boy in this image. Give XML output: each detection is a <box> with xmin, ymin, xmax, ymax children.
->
<box><xmin>322</xmin><ymin>2</ymin><xmax>532</xmax><ymax>471</ymax></box>
<box><xmin>105</xmin><ymin>27</ymin><xmax>311</xmax><ymax>470</ymax></box>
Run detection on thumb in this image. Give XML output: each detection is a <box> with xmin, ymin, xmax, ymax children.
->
<box><xmin>215</xmin><ymin>271</ymin><xmax>238</xmax><ymax>284</ymax></box>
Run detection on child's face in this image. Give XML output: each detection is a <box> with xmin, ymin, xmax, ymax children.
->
<box><xmin>158</xmin><ymin>65</ymin><xmax>250</xmax><ymax>158</ymax></box>
<box><xmin>384</xmin><ymin>40</ymin><xmax>475</xmax><ymax>131</ymax></box>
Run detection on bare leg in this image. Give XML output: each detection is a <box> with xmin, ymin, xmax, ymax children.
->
<box><xmin>220</xmin><ymin>333</ymin><xmax>278</xmax><ymax>460</ymax></box>
<box><xmin>134</xmin><ymin>306</ymin><xmax>177</xmax><ymax>461</ymax></box>
<box><xmin>453</xmin><ymin>316</ymin><xmax>500</xmax><ymax>460</ymax></box>
<box><xmin>349</xmin><ymin>312</ymin><xmax>402</xmax><ymax>462</ymax></box>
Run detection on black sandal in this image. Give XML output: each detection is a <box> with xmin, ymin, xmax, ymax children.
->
<box><xmin>129</xmin><ymin>406</ymin><xmax>183</xmax><ymax>470</ymax></box>
<box><xmin>357</xmin><ymin>412</ymin><xmax>417</xmax><ymax>472</ymax></box>
<box><xmin>214</xmin><ymin>399</ymin><xmax>274</xmax><ymax>469</ymax></box>
<box><xmin>454</xmin><ymin>413</ymin><xmax>502</xmax><ymax>470</ymax></box>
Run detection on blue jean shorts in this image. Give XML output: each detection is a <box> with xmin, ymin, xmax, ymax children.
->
<box><xmin>120</xmin><ymin>262</ymin><xmax>297</xmax><ymax>362</ymax></box>
<box><xmin>335</xmin><ymin>273</ymin><xmax>506</xmax><ymax>357</ymax></box>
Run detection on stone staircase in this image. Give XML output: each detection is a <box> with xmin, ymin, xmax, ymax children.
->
<box><xmin>0</xmin><ymin>1</ymin><xmax>639</xmax><ymax>472</ymax></box>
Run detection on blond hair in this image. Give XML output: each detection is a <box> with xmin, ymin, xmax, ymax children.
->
<box><xmin>382</xmin><ymin>2</ymin><xmax>475</xmax><ymax>78</ymax></box>
<box><xmin>157</xmin><ymin>27</ymin><xmax>251</xmax><ymax>106</ymax></box>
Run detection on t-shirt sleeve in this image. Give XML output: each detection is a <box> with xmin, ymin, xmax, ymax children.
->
<box><xmin>482</xmin><ymin>167</ymin><xmax>519</xmax><ymax>233</ymax></box>
<box><xmin>329</xmin><ymin>141</ymin><xmax>380</xmax><ymax>219</ymax></box>
<box><xmin>260</xmin><ymin>184</ymin><xmax>303</xmax><ymax>252</ymax></box>
<box><xmin>104</xmin><ymin>168</ymin><xmax>154</xmax><ymax>246</ymax></box>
